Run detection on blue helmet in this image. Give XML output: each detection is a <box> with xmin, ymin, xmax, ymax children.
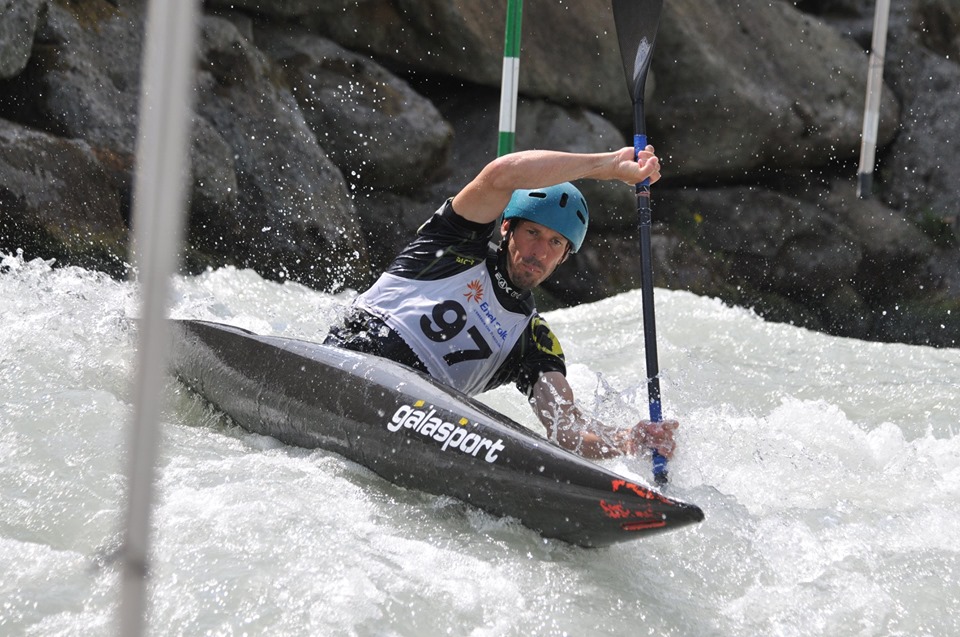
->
<box><xmin>502</xmin><ymin>182</ymin><xmax>589</xmax><ymax>253</ymax></box>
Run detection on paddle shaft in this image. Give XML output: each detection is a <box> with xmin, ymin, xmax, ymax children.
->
<box><xmin>633</xmin><ymin>132</ymin><xmax>668</xmax><ymax>485</ymax></box>
<box><xmin>612</xmin><ymin>0</ymin><xmax>668</xmax><ymax>484</ymax></box>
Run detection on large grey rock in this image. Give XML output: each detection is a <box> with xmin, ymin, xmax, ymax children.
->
<box><xmin>911</xmin><ymin>0</ymin><xmax>960</xmax><ymax>61</ymax></box>
<box><xmin>290</xmin><ymin>0</ymin><xmax>634</xmax><ymax>124</ymax></box>
<box><xmin>184</xmin><ymin>117</ymin><xmax>239</xmax><ymax>267</ymax></box>
<box><xmin>880</xmin><ymin>9</ymin><xmax>960</xmax><ymax>223</ymax></box>
<box><xmin>826</xmin><ymin>181</ymin><xmax>933</xmax><ymax>304</ymax></box>
<box><xmin>650</xmin><ymin>0</ymin><xmax>900</xmax><ymax>179</ymax></box>
<box><xmin>193</xmin><ymin>15</ymin><xmax>369</xmax><ymax>290</ymax></box>
<box><xmin>660</xmin><ymin>185</ymin><xmax>863</xmax><ymax>300</ymax></box>
<box><xmin>0</xmin><ymin>1</ymin><xmax>372</xmax><ymax>291</ymax></box>
<box><xmin>0</xmin><ymin>0</ymin><xmax>44</xmax><ymax>79</ymax></box>
<box><xmin>257</xmin><ymin>27</ymin><xmax>453</xmax><ymax>193</ymax></box>
<box><xmin>205</xmin><ymin>0</ymin><xmax>318</xmax><ymax>19</ymax></box>
<box><xmin>274</xmin><ymin>0</ymin><xmax>901</xmax><ymax>183</ymax></box>
<box><xmin>1</xmin><ymin>1</ymin><xmax>142</xmax><ymax>154</ymax></box>
<box><xmin>0</xmin><ymin>118</ymin><xmax>127</xmax><ymax>274</ymax></box>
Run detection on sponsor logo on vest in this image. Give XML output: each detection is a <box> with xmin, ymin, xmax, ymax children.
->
<box><xmin>464</xmin><ymin>279</ymin><xmax>484</xmax><ymax>303</ymax></box>
<box><xmin>478</xmin><ymin>300</ymin><xmax>509</xmax><ymax>342</ymax></box>
<box><xmin>494</xmin><ymin>269</ymin><xmax>524</xmax><ymax>299</ymax></box>
<box><xmin>386</xmin><ymin>400</ymin><xmax>505</xmax><ymax>463</ymax></box>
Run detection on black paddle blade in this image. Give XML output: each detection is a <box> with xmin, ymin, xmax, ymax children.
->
<box><xmin>612</xmin><ymin>0</ymin><xmax>664</xmax><ymax>107</ymax></box>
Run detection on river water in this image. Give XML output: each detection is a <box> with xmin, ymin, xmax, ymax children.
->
<box><xmin>2</xmin><ymin>252</ymin><xmax>958</xmax><ymax>636</ymax></box>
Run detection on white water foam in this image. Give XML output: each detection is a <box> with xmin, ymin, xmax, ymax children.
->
<box><xmin>2</xmin><ymin>254</ymin><xmax>958</xmax><ymax>636</ymax></box>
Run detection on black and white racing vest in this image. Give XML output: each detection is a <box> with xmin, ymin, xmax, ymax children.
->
<box><xmin>355</xmin><ymin>262</ymin><xmax>533</xmax><ymax>396</ymax></box>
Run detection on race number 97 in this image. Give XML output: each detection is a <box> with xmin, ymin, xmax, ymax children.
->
<box><xmin>420</xmin><ymin>300</ymin><xmax>492</xmax><ymax>365</ymax></box>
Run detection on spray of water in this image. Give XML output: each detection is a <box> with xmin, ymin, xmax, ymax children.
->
<box><xmin>2</xmin><ymin>255</ymin><xmax>958</xmax><ymax>636</ymax></box>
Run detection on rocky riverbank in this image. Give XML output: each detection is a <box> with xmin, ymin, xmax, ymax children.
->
<box><xmin>1</xmin><ymin>0</ymin><xmax>958</xmax><ymax>346</ymax></box>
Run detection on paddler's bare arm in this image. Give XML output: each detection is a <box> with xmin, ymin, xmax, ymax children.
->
<box><xmin>530</xmin><ymin>371</ymin><xmax>677</xmax><ymax>460</ymax></box>
<box><xmin>451</xmin><ymin>146</ymin><xmax>661</xmax><ymax>225</ymax></box>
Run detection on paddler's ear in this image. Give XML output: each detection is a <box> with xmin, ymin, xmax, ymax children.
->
<box><xmin>500</xmin><ymin>218</ymin><xmax>511</xmax><ymax>240</ymax></box>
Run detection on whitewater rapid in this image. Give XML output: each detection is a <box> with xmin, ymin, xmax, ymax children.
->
<box><xmin>2</xmin><ymin>253</ymin><xmax>958</xmax><ymax>636</ymax></box>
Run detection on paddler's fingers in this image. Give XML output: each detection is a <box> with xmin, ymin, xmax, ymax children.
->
<box><xmin>632</xmin><ymin>419</ymin><xmax>678</xmax><ymax>459</ymax></box>
<box><xmin>636</xmin><ymin>145</ymin><xmax>661</xmax><ymax>185</ymax></box>
<box><xmin>612</xmin><ymin>146</ymin><xmax>661</xmax><ymax>186</ymax></box>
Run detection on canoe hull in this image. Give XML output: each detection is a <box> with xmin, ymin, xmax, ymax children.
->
<box><xmin>169</xmin><ymin>319</ymin><xmax>704</xmax><ymax>547</ymax></box>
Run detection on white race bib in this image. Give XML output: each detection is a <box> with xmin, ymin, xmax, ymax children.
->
<box><xmin>356</xmin><ymin>266</ymin><xmax>531</xmax><ymax>396</ymax></box>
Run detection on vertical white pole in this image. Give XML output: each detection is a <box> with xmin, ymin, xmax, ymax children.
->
<box><xmin>857</xmin><ymin>0</ymin><xmax>891</xmax><ymax>199</ymax></box>
<box><xmin>118</xmin><ymin>0</ymin><xmax>198</xmax><ymax>635</ymax></box>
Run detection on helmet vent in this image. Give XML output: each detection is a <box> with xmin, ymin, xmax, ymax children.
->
<box><xmin>529</xmin><ymin>192</ymin><xmax>547</xmax><ymax>199</ymax></box>
<box><xmin>558</xmin><ymin>193</ymin><xmax>569</xmax><ymax>207</ymax></box>
<box><xmin>576</xmin><ymin>210</ymin><xmax>586</xmax><ymax>225</ymax></box>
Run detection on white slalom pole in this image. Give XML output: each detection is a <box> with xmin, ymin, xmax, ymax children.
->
<box><xmin>117</xmin><ymin>0</ymin><xmax>198</xmax><ymax>634</ymax></box>
<box><xmin>497</xmin><ymin>0</ymin><xmax>523</xmax><ymax>157</ymax></box>
<box><xmin>857</xmin><ymin>0</ymin><xmax>891</xmax><ymax>199</ymax></box>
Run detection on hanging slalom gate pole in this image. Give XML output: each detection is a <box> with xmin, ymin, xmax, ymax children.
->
<box><xmin>118</xmin><ymin>0</ymin><xmax>198</xmax><ymax>634</ymax></box>
<box><xmin>856</xmin><ymin>0</ymin><xmax>891</xmax><ymax>199</ymax></box>
<box><xmin>497</xmin><ymin>0</ymin><xmax>523</xmax><ymax>157</ymax></box>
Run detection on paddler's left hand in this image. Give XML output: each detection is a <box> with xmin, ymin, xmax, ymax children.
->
<box><xmin>618</xmin><ymin>419</ymin><xmax>678</xmax><ymax>458</ymax></box>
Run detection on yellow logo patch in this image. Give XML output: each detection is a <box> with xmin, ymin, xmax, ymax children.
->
<box><xmin>531</xmin><ymin>316</ymin><xmax>564</xmax><ymax>358</ymax></box>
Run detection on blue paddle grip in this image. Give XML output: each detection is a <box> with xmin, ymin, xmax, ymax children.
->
<box><xmin>633</xmin><ymin>133</ymin><xmax>651</xmax><ymax>187</ymax></box>
<box><xmin>652</xmin><ymin>451</ymin><xmax>668</xmax><ymax>483</ymax></box>
<box><xmin>648</xmin><ymin>353</ymin><xmax>668</xmax><ymax>484</ymax></box>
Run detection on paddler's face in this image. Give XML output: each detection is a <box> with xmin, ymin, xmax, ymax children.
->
<box><xmin>501</xmin><ymin>219</ymin><xmax>570</xmax><ymax>290</ymax></box>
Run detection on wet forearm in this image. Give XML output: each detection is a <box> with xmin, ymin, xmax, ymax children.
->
<box><xmin>553</xmin><ymin>418</ymin><xmax>626</xmax><ymax>460</ymax></box>
<box><xmin>484</xmin><ymin>150</ymin><xmax>620</xmax><ymax>191</ymax></box>
<box><xmin>453</xmin><ymin>146</ymin><xmax>657</xmax><ymax>224</ymax></box>
<box><xmin>538</xmin><ymin>400</ymin><xmax>629</xmax><ymax>460</ymax></box>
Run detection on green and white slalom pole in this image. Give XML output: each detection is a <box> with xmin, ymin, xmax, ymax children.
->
<box><xmin>497</xmin><ymin>0</ymin><xmax>523</xmax><ymax>157</ymax></box>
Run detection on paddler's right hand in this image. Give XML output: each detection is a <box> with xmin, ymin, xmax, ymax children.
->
<box><xmin>628</xmin><ymin>419</ymin><xmax>678</xmax><ymax>459</ymax></box>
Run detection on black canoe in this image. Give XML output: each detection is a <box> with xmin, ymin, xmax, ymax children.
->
<box><xmin>168</xmin><ymin>319</ymin><xmax>704</xmax><ymax>547</ymax></box>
